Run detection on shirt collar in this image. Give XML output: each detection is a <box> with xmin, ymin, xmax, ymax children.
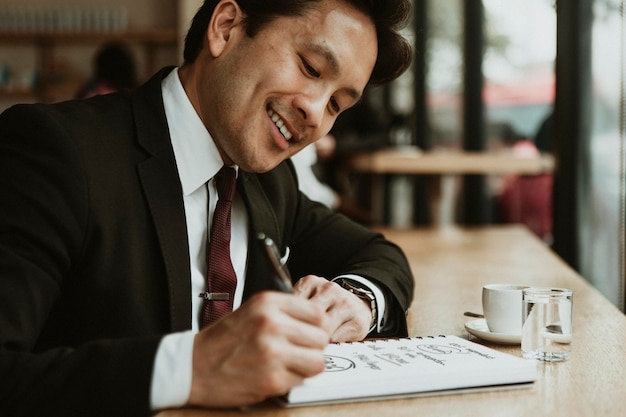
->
<box><xmin>162</xmin><ymin>68</ymin><xmax>228</xmax><ymax>196</ymax></box>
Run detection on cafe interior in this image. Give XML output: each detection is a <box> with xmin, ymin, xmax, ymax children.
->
<box><xmin>1</xmin><ymin>0</ymin><xmax>625</xmax><ymax>415</ymax></box>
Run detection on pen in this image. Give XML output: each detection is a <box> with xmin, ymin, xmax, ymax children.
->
<box><xmin>258</xmin><ymin>233</ymin><xmax>294</xmax><ymax>293</ymax></box>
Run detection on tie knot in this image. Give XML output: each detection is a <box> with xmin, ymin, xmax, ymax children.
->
<box><xmin>215</xmin><ymin>166</ymin><xmax>236</xmax><ymax>202</ymax></box>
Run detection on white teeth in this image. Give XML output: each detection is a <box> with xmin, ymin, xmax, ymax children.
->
<box><xmin>280</xmin><ymin>125</ymin><xmax>293</xmax><ymax>140</ymax></box>
<box><xmin>268</xmin><ymin>109</ymin><xmax>293</xmax><ymax>141</ymax></box>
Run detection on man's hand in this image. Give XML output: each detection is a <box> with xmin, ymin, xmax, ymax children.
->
<box><xmin>188</xmin><ymin>292</ymin><xmax>329</xmax><ymax>408</ymax></box>
<box><xmin>294</xmin><ymin>275</ymin><xmax>373</xmax><ymax>342</ymax></box>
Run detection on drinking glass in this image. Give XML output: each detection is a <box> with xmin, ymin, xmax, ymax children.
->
<box><xmin>521</xmin><ymin>287</ymin><xmax>573</xmax><ymax>362</ymax></box>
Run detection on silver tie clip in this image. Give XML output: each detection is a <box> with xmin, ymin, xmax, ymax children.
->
<box><xmin>198</xmin><ymin>292</ymin><xmax>230</xmax><ymax>301</ymax></box>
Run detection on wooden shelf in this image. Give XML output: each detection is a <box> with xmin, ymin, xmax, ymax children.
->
<box><xmin>0</xmin><ymin>87</ymin><xmax>38</xmax><ymax>100</ymax></box>
<box><xmin>0</xmin><ymin>28</ymin><xmax>178</xmax><ymax>45</ymax></box>
<box><xmin>0</xmin><ymin>28</ymin><xmax>178</xmax><ymax>103</ymax></box>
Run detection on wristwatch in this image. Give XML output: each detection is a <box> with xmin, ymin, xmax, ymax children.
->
<box><xmin>337</xmin><ymin>279</ymin><xmax>377</xmax><ymax>331</ymax></box>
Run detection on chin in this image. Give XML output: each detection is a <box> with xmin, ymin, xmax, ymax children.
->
<box><xmin>241</xmin><ymin>158</ymin><xmax>281</xmax><ymax>174</ymax></box>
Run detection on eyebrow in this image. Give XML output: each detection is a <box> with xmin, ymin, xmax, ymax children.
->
<box><xmin>305</xmin><ymin>41</ymin><xmax>363</xmax><ymax>101</ymax></box>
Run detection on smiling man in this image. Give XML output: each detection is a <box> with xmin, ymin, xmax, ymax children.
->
<box><xmin>184</xmin><ymin>0</ymin><xmax>377</xmax><ymax>173</ymax></box>
<box><xmin>0</xmin><ymin>0</ymin><xmax>414</xmax><ymax>416</ymax></box>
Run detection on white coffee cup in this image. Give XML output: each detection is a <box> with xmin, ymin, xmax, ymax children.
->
<box><xmin>482</xmin><ymin>284</ymin><xmax>529</xmax><ymax>335</ymax></box>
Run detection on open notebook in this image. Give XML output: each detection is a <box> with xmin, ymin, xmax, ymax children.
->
<box><xmin>280</xmin><ymin>335</ymin><xmax>537</xmax><ymax>406</ymax></box>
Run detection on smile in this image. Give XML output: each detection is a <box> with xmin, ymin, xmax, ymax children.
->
<box><xmin>267</xmin><ymin>109</ymin><xmax>293</xmax><ymax>141</ymax></box>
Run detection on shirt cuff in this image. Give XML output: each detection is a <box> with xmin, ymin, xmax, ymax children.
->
<box><xmin>150</xmin><ymin>330</ymin><xmax>195</xmax><ymax>411</ymax></box>
<box><xmin>332</xmin><ymin>274</ymin><xmax>387</xmax><ymax>333</ymax></box>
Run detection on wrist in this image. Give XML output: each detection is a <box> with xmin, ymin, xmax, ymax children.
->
<box><xmin>336</xmin><ymin>279</ymin><xmax>377</xmax><ymax>332</ymax></box>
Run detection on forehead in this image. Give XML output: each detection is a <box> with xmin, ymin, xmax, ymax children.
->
<box><xmin>265</xmin><ymin>1</ymin><xmax>378</xmax><ymax>90</ymax></box>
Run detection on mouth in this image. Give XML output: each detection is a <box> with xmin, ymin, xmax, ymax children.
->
<box><xmin>267</xmin><ymin>108</ymin><xmax>294</xmax><ymax>141</ymax></box>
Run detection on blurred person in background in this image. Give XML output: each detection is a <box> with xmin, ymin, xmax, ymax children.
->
<box><xmin>292</xmin><ymin>97</ymin><xmax>390</xmax><ymax>224</ymax></box>
<box><xmin>75</xmin><ymin>42</ymin><xmax>138</xmax><ymax>99</ymax></box>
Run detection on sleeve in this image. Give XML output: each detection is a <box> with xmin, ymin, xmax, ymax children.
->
<box><xmin>283</xmin><ymin>161</ymin><xmax>415</xmax><ymax>337</ymax></box>
<box><xmin>150</xmin><ymin>331</ymin><xmax>195</xmax><ymax>411</ymax></box>
<box><xmin>0</xmin><ymin>104</ymin><xmax>160</xmax><ymax>417</ymax></box>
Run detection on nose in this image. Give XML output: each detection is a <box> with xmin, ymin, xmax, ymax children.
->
<box><xmin>292</xmin><ymin>91</ymin><xmax>328</xmax><ymax>129</ymax></box>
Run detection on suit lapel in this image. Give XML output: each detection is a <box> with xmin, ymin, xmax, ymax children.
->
<box><xmin>128</xmin><ymin>68</ymin><xmax>289</xmax><ymax>322</ymax></box>
<box><xmin>238</xmin><ymin>171</ymin><xmax>284</xmax><ymax>300</ymax></box>
<box><xmin>132</xmin><ymin>68</ymin><xmax>192</xmax><ymax>331</ymax></box>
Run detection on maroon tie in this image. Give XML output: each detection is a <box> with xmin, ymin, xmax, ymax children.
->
<box><xmin>200</xmin><ymin>166</ymin><xmax>237</xmax><ymax>328</ymax></box>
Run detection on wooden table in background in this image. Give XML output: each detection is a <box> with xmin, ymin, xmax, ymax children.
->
<box><xmin>346</xmin><ymin>148</ymin><xmax>554</xmax><ymax>175</ymax></box>
<box><xmin>344</xmin><ymin>147</ymin><xmax>555</xmax><ymax>226</ymax></box>
<box><xmin>156</xmin><ymin>225</ymin><xmax>626</xmax><ymax>417</ymax></box>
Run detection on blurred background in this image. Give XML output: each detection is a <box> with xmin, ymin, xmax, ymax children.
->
<box><xmin>0</xmin><ymin>0</ymin><xmax>624</xmax><ymax>311</ymax></box>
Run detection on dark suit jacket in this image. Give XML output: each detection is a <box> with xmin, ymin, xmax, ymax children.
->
<box><xmin>0</xmin><ymin>68</ymin><xmax>414</xmax><ymax>417</ymax></box>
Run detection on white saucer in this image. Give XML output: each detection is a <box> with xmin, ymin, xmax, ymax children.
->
<box><xmin>464</xmin><ymin>319</ymin><xmax>521</xmax><ymax>345</ymax></box>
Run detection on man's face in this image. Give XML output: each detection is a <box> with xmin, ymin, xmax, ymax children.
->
<box><xmin>190</xmin><ymin>0</ymin><xmax>378</xmax><ymax>172</ymax></box>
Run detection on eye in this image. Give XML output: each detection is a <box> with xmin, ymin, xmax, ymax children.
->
<box><xmin>301</xmin><ymin>57</ymin><xmax>320</xmax><ymax>78</ymax></box>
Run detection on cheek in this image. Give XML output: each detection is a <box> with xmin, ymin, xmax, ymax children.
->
<box><xmin>319</xmin><ymin>117</ymin><xmax>338</xmax><ymax>138</ymax></box>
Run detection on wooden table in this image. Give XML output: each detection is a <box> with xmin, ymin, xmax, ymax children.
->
<box><xmin>346</xmin><ymin>147</ymin><xmax>555</xmax><ymax>175</ymax></box>
<box><xmin>344</xmin><ymin>147</ymin><xmax>554</xmax><ymax>227</ymax></box>
<box><xmin>156</xmin><ymin>225</ymin><xmax>626</xmax><ymax>417</ymax></box>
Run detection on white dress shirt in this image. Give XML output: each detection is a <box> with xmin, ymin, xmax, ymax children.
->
<box><xmin>291</xmin><ymin>143</ymin><xmax>339</xmax><ymax>209</ymax></box>
<box><xmin>149</xmin><ymin>68</ymin><xmax>386</xmax><ymax>411</ymax></box>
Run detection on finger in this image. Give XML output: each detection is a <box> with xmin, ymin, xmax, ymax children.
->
<box><xmin>282</xmin><ymin>342</ymin><xmax>327</xmax><ymax>378</ymax></box>
<box><xmin>330</xmin><ymin>318</ymin><xmax>368</xmax><ymax>343</ymax></box>
<box><xmin>312</xmin><ymin>289</ymin><xmax>371</xmax><ymax>342</ymax></box>
<box><xmin>243</xmin><ymin>292</ymin><xmax>330</xmax><ymax>348</ymax></box>
<box><xmin>191</xmin><ymin>340</ymin><xmax>318</xmax><ymax>407</ymax></box>
<box><xmin>294</xmin><ymin>275</ymin><xmax>340</xmax><ymax>309</ymax></box>
<box><xmin>279</xmin><ymin>310</ymin><xmax>331</xmax><ymax>350</ymax></box>
<box><xmin>293</xmin><ymin>276</ymin><xmax>372</xmax><ymax>340</ymax></box>
<box><xmin>298</xmin><ymin>279</ymin><xmax>358</xmax><ymax>332</ymax></box>
<box><xmin>293</xmin><ymin>274</ymin><xmax>320</xmax><ymax>298</ymax></box>
<box><xmin>189</xmin><ymin>297</ymin><xmax>329</xmax><ymax>407</ymax></box>
<box><xmin>245</xmin><ymin>291</ymin><xmax>323</xmax><ymax>326</ymax></box>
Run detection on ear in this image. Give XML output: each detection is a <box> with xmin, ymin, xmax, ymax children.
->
<box><xmin>207</xmin><ymin>0</ymin><xmax>244</xmax><ymax>58</ymax></box>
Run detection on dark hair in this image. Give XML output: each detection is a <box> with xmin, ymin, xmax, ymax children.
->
<box><xmin>183</xmin><ymin>0</ymin><xmax>412</xmax><ymax>84</ymax></box>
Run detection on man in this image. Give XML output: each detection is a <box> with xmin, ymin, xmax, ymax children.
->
<box><xmin>0</xmin><ymin>0</ymin><xmax>414</xmax><ymax>415</ymax></box>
